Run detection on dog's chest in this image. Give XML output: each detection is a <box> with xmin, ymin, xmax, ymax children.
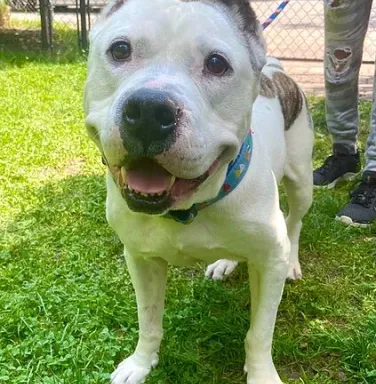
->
<box><xmin>107</xmin><ymin>172</ymin><xmax>282</xmax><ymax>266</ymax></box>
<box><xmin>113</xmin><ymin>214</ymin><xmax>253</xmax><ymax>266</ymax></box>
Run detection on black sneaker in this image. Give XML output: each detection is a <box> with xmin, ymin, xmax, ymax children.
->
<box><xmin>313</xmin><ymin>149</ymin><xmax>361</xmax><ymax>189</ymax></box>
<box><xmin>336</xmin><ymin>171</ymin><xmax>376</xmax><ymax>227</ymax></box>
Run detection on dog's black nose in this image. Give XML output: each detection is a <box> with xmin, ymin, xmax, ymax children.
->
<box><xmin>121</xmin><ymin>89</ymin><xmax>180</xmax><ymax>156</ymax></box>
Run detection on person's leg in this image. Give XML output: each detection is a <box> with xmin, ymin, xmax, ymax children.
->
<box><xmin>325</xmin><ymin>0</ymin><xmax>372</xmax><ymax>153</ymax></box>
<box><xmin>337</xmin><ymin>64</ymin><xmax>376</xmax><ymax>226</ymax></box>
<box><xmin>365</xmin><ymin>71</ymin><xmax>376</xmax><ymax>172</ymax></box>
<box><xmin>313</xmin><ymin>0</ymin><xmax>372</xmax><ymax>188</ymax></box>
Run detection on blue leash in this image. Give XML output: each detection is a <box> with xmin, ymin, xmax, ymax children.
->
<box><xmin>262</xmin><ymin>0</ymin><xmax>292</xmax><ymax>30</ymax></box>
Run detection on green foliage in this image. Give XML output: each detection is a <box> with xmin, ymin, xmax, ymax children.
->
<box><xmin>0</xmin><ymin>0</ymin><xmax>9</xmax><ymax>16</ymax></box>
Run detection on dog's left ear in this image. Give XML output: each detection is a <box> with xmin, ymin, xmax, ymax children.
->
<box><xmin>219</xmin><ymin>0</ymin><xmax>266</xmax><ymax>71</ymax></box>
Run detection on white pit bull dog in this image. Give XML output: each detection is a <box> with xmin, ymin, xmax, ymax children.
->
<box><xmin>84</xmin><ymin>0</ymin><xmax>313</xmax><ymax>383</ymax></box>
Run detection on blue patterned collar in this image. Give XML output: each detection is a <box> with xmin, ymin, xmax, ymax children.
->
<box><xmin>164</xmin><ymin>130</ymin><xmax>253</xmax><ymax>224</ymax></box>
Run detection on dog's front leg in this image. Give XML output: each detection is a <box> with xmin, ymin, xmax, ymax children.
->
<box><xmin>111</xmin><ymin>251</ymin><xmax>168</xmax><ymax>384</ymax></box>
<box><xmin>245</xmin><ymin>244</ymin><xmax>289</xmax><ymax>384</ymax></box>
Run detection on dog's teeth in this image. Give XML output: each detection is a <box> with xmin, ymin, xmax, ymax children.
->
<box><xmin>117</xmin><ymin>172</ymin><xmax>123</xmax><ymax>186</ymax></box>
<box><xmin>167</xmin><ymin>176</ymin><xmax>176</xmax><ymax>190</ymax></box>
<box><xmin>120</xmin><ymin>166</ymin><xmax>127</xmax><ymax>185</ymax></box>
<box><xmin>126</xmin><ymin>188</ymin><xmax>166</xmax><ymax>197</ymax></box>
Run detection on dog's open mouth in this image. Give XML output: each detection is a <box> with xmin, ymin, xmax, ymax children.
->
<box><xmin>113</xmin><ymin>158</ymin><xmax>218</xmax><ymax>214</ymax></box>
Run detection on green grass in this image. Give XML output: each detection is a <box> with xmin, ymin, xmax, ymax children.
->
<box><xmin>0</xmin><ymin>51</ymin><xmax>375</xmax><ymax>384</ymax></box>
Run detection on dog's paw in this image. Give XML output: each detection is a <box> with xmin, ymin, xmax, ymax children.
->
<box><xmin>205</xmin><ymin>259</ymin><xmax>238</xmax><ymax>280</ymax></box>
<box><xmin>111</xmin><ymin>353</ymin><xmax>158</xmax><ymax>384</ymax></box>
<box><xmin>245</xmin><ymin>359</ymin><xmax>283</xmax><ymax>384</ymax></box>
<box><xmin>286</xmin><ymin>261</ymin><xmax>302</xmax><ymax>281</ymax></box>
<box><xmin>246</xmin><ymin>365</ymin><xmax>283</xmax><ymax>384</ymax></box>
<box><xmin>247</xmin><ymin>378</ymin><xmax>283</xmax><ymax>384</ymax></box>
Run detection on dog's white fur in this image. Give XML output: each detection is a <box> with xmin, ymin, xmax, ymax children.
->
<box><xmin>84</xmin><ymin>1</ymin><xmax>313</xmax><ymax>383</ymax></box>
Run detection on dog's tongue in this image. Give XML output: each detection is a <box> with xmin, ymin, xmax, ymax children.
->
<box><xmin>127</xmin><ymin>160</ymin><xmax>174</xmax><ymax>194</ymax></box>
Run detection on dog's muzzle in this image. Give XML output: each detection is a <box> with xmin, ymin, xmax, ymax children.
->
<box><xmin>106</xmin><ymin>89</ymin><xmax>223</xmax><ymax>215</ymax></box>
<box><xmin>120</xmin><ymin>89</ymin><xmax>181</xmax><ymax>158</ymax></box>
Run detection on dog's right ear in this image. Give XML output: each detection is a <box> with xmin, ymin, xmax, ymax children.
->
<box><xmin>215</xmin><ymin>0</ymin><xmax>266</xmax><ymax>71</ymax></box>
<box><xmin>216</xmin><ymin>0</ymin><xmax>258</xmax><ymax>34</ymax></box>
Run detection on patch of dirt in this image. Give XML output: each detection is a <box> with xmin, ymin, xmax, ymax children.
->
<box><xmin>64</xmin><ymin>157</ymin><xmax>86</xmax><ymax>176</ymax></box>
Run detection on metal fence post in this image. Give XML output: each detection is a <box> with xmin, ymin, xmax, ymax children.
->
<box><xmin>79</xmin><ymin>0</ymin><xmax>88</xmax><ymax>50</ymax></box>
<box><xmin>39</xmin><ymin>0</ymin><xmax>53</xmax><ymax>50</ymax></box>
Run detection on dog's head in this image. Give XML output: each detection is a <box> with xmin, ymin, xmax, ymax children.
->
<box><xmin>84</xmin><ymin>0</ymin><xmax>266</xmax><ymax>215</ymax></box>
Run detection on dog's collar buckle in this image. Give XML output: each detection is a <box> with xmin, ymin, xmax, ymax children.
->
<box><xmin>165</xmin><ymin>130</ymin><xmax>253</xmax><ymax>225</ymax></box>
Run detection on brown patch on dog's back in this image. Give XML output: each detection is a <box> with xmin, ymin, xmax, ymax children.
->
<box><xmin>260</xmin><ymin>73</ymin><xmax>276</xmax><ymax>98</ymax></box>
<box><xmin>273</xmin><ymin>72</ymin><xmax>303</xmax><ymax>130</ymax></box>
<box><xmin>260</xmin><ymin>71</ymin><xmax>304</xmax><ymax>130</ymax></box>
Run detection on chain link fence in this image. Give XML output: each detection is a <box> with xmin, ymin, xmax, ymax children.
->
<box><xmin>1</xmin><ymin>0</ymin><xmax>376</xmax><ymax>62</ymax></box>
<box><xmin>0</xmin><ymin>0</ymin><xmax>98</xmax><ymax>52</ymax></box>
<box><xmin>257</xmin><ymin>0</ymin><xmax>376</xmax><ymax>63</ymax></box>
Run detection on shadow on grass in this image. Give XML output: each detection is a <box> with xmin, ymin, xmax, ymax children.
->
<box><xmin>0</xmin><ymin>28</ymin><xmax>42</xmax><ymax>51</ymax></box>
<box><xmin>0</xmin><ymin>25</ymin><xmax>86</xmax><ymax>66</ymax></box>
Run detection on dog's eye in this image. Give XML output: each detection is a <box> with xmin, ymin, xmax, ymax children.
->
<box><xmin>110</xmin><ymin>41</ymin><xmax>132</xmax><ymax>62</ymax></box>
<box><xmin>205</xmin><ymin>53</ymin><xmax>230</xmax><ymax>76</ymax></box>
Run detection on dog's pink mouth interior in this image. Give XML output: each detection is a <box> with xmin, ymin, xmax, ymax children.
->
<box><xmin>127</xmin><ymin>160</ymin><xmax>174</xmax><ymax>195</ymax></box>
<box><xmin>116</xmin><ymin>158</ymin><xmax>218</xmax><ymax>201</ymax></box>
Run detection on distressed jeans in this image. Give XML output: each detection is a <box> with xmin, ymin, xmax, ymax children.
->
<box><xmin>325</xmin><ymin>0</ymin><xmax>376</xmax><ymax>171</ymax></box>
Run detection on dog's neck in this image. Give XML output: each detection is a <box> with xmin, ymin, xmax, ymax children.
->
<box><xmin>164</xmin><ymin>130</ymin><xmax>253</xmax><ymax>224</ymax></box>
